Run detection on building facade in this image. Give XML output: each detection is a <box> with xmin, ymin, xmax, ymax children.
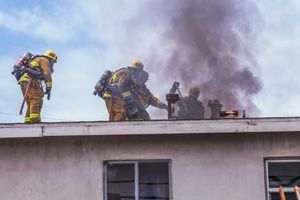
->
<box><xmin>0</xmin><ymin>118</ymin><xmax>300</xmax><ymax>200</ymax></box>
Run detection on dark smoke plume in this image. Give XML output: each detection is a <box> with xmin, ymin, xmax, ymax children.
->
<box><xmin>145</xmin><ymin>0</ymin><xmax>263</xmax><ymax>116</ymax></box>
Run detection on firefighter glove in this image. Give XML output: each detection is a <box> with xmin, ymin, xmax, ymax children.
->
<box><xmin>45</xmin><ymin>88</ymin><xmax>51</xmax><ymax>100</ymax></box>
<box><xmin>160</xmin><ymin>103</ymin><xmax>168</xmax><ymax>110</ymax></box>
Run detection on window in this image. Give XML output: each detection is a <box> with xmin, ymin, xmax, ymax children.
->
<box><xmin>265</xmin><ymin>159</ymin><xmax>300</xmax><ymax>200</ymax></box>
<box><xmin>104</xmin><ymin>160</ymin><xmax>171</xmax><ymax>200</ymax></box>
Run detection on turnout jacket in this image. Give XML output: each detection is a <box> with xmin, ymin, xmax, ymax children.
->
<box><xmin>103</xmin><ymin>67</ymin><xmax>165</xmax><ymax>110</ymax></box>
<box><xmin>19</xmin><ymin>56</ymin><xmax>53</xmax><ymax>90</ymax></box>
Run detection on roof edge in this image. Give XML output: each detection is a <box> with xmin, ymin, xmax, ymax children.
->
<box><xmin>0</xmin><ymin>117</ymin><xmax>300</xmax><ymax>138</ymax></box>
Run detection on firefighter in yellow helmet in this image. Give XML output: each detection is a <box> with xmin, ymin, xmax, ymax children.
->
<box><xmin>102</xmin><ymin>59</ymin><xmax>167</xmax><ymax>121</ymax></box>
<box><xmin>177</xmin><ymin>85</ymin><xmax>204</xmax><ymax>119</ymax></box>
<box><xmin>18</xmin><ymin>50</ymin><xmax>57</xmax><ymax>123</ymax></box>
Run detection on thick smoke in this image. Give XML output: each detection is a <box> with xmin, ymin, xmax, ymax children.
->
<box><xmin>145</xmin><ymin>0</ymin><xmax>263</xmax><ymax>116</ymax></box>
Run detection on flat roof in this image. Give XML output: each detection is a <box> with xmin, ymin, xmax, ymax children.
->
<box><xmin>0</xmin><ymin>117</ymin><xmax>300</xmax><ymax>138</ymax></box>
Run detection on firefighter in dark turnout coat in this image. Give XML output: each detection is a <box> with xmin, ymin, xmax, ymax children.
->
<box><xmin>178</xmin><ymin>86</ymin><xmax>204</xmax><ymax>119</ymax></box>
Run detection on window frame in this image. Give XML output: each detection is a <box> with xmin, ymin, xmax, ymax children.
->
<box><xmin>104</xmin><ymin>159</ymin><xmax>172</xmax><ymax>200</ymax></box>
<box><xmin>264</xmin><ymin>157</ymin><xmax>300</xmax><ymax>200</ymax></box>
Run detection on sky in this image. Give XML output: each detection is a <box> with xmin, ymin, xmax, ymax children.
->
<box><xmin>0</xmin><ymin>0</ymin><xmax>300</xmax><ymax>123</ymax></box>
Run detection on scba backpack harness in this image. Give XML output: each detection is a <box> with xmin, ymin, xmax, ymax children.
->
<box><xmin>12</xmin><ymin>52</ymin><xmax>44</xmax><ymax>81</ymax></box>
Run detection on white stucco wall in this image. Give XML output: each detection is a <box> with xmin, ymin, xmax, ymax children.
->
<box><xmin>0</xmin><ymin>118</ymin><xmax>299</xmax><ymax>200</ymax></box>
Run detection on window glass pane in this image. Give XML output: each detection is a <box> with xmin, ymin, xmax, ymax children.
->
<box><xmin>107</xmin><ymin>163</ymin><xmax>135</xmax><ymax>200</ymax></box>
<box><xmin>139</xmin><ymin>162</ymin><xmax>170</xmax><ymax>200</ymax></box>
<box><xmin>268</xmin><ymin>162</ymin><xmax>300</xmax><ymax>188</ymax></box>
<box><xmin>270</xmin><ymin>192</ymin><xmax>297</xmax><ymax>200</ymax></box>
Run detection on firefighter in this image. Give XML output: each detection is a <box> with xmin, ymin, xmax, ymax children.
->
<box><xmin>103</xmin><ymin>59</ymin><xmax>167</xmax><ymax>121</ymax></box>
<box><xmin>19</xmin><ymin>50</ymin><xmax>57</xmax><ymax>123</ymax></box>
<box><xmin>177</xmin><ymin>86</ymin><xmax>204</xmax><ymax>119</ymax></box>
<box><xmin>207</xmin><ymin>98</ymin><xmax>223</xmax><ymax>119</ymax></box>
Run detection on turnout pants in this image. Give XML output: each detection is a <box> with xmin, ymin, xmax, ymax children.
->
<box><xmin>104</xmin><ymin>96</ymin><xmax>126</xmax><ymax>121</ymax></box>
<box><xmin>20</xmin><ymin>81</ymin><xmax>44</xmax><ymax>123</ymax></box>
<box><xmin>104</xmin><ymin>96</ymin><xmax>150</xmax><ymax>121</ymax></box>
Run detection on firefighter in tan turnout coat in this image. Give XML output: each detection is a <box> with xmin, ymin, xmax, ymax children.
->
<box><xmin>18</xmin><ymin>50</ymin><xmax>57</xmax><ymax>123</ymax></box>
<box><xmin>102</xmin><ymin>60</ymin><xmax>167</xmax><ymax>121</ymax></box>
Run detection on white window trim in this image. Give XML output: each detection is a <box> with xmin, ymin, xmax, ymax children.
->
<box><xmin>135</xmin><ymin>162</ymin><xmax>139</xmax><ymax>200</ymax></box>
<box><xmin>265</xmin><ymin>158</ymin><xmax>300</xmax><ymax>200</ymax></box>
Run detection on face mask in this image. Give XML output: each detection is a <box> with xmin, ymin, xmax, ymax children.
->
<box><xmin>135</xmin><ymin>69</ymin><xmax>149</xmax><ymax>85</ymax></box>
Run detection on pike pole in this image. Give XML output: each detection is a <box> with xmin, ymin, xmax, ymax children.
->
<box><xmin>109</xmin><ymin>97</ymin><xmax>113</xmax><ymax>121</ymax></box>
<box><xmin>19</xmin><ymin>78</ymin><xmax>32</xmax><ymax>115</ymax></box>
<box><xmin>177</xmin><ymin>86</ymin><xmax>189</xmax><ymax>112</ymax></box>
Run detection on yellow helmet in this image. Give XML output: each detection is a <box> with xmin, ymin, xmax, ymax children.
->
<box><xmin>208</xmin><ymin>98</ymin><xmax>221</xmax><ymax>105</ymax></box>
<box><xmin>130</xmin><ymin>59</ymin><xmax>144</xmax><ymax>69</ymax></box>
<box><xmin>189</xmin><ymin>86</ymin><xmax>200</xmax><ymax>97</ymax></box>
<box><xmin>44</xmin><ymin>50</ymin><xmax>57</xmax><ymax>63</ymax></box>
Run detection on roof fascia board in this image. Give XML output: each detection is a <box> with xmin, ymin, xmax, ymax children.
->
<box><xmin>0</xmin><ymin>118</ymin><xmax>300</xmax><ymax>138</ymax></box>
